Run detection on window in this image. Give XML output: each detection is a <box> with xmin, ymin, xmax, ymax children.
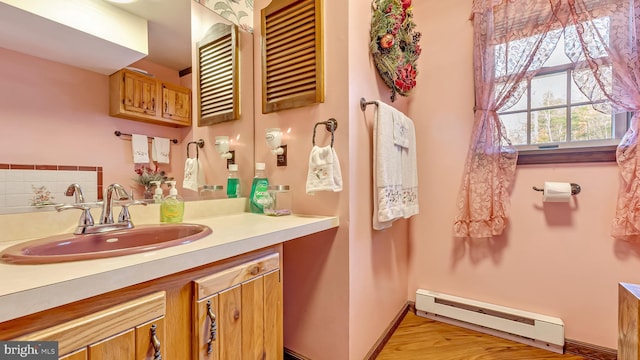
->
<box><xmin>497</xmin><ymin>18</ymin><xmax>629</xmax><ymax>163</ymax></box>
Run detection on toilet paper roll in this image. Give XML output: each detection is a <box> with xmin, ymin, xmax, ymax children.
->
<box><xmin>543</xmin><ymin>182</ymin><xmax>572</xmax><ymax>203</ymax></box>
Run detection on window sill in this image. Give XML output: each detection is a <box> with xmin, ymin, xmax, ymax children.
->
<box><xmin>516</xmin><ymin>145</ymin><xmax>617</xmax><ymax>165</ymax></box>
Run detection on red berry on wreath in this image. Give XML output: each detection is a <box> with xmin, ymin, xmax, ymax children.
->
<box><xmin>380</xmin><ymin>33</ymin><xmax>395</xmax><ymax>49</ymax></box>
<box><xmin>401</xmin><ymin>0</ymin><xmax>412</xmax><ymax>11</ymax></box>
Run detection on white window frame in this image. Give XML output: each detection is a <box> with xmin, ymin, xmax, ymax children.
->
<box><xmin>495</xmin><ymin>24</ymin><xmax>629</xmax><ymax>164</ymax></box>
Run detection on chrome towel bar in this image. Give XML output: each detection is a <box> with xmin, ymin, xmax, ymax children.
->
<box><xmin>360</xmin><ymin>97</ymin><xmax>378</xmax><ymax>111</ymax></box>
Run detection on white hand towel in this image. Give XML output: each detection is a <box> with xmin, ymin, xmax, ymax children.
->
<box><xmin>152</xmin><ymin>137</ymin><xmax>170</xmax><ymax>164</ymax></box>
<box><xmin>183</xmin><ymin>158</ymin><xmax>205</xmax><ymax>192</ymax></box>
<box><xmin>393</xmin><ymin>115</ymin><xmax>410</xmax><ymax>148</ymax></box>
<box><xmin>373</xmin><ymin>101</ymin><xmax>419</xmax><ymax>230</ymax></box>
<box><xmin>306</xmin><ymin>145</ymin><xmax>343</xmax><ymax>194</ymax></box>
<box><xmin>132</xmin><ymin>134</ymin><xmax>149</xmax><ymax>164</ymax></box>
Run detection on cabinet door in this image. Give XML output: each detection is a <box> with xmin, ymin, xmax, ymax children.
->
<box><xmin>219</xmin><ymin>285</ymin><xmax>242</xmax><ymax>360</ymax></box>
<box><xmin>195</xmin><ymin>294</ymin><xmax>220</xmax><ymax>360</ymax></box>
<box><xmin>123</xmin><ymin>71</ymin><xmax>157</xmax><ymax>116</ymax></box>
<box><xmin>136</xmin><ymin>318</ymin><xmax>165</xmax><ymax>360</ymax></box>
<box><xmin>264</xmin><ymin>270</ymin><xmax>283</xmax><ymax>360</ymax></box>
<box><xmin>59</xmin><ymin>349</ymin><xmax>87</xmax><ymax>360</ymax></box>
<box><xmin>162</xmin><ymin>82</ymin><xmax>191</xmax><ymax>125</ymax></box>
<box><xmin>242</xmin><ymin>275</ymin><xmax>264</xmax><ymax>359</ymax></box>
<box><xmin>193</xmin><ymin>253</ymin><xmax>281</xmax><ymax>360</ymax></box>
<box><xmin>89</xmin><ymin>329</ymin><xmax>135</xmax><ymax>360</ymax></box>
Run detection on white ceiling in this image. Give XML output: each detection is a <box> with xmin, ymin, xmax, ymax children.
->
<box><xmin>107</xmin><ymin>0</ymin><xmax>192</xmax><ymax>72</ymax></box>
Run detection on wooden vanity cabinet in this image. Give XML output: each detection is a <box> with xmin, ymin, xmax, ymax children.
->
<box><xmin>109</xmin><ymin>68</ymin><xmax>191</xmax><ymax>127</ymax></box>
<box><xmin>193</xmin><ymin>252</ymin><xmax>283</xmax><ymax>360</ymax></box>
<box><xmin>16</xmin><ymin>291</ymin><xmax>166</xmax><ymax>360</ymax></box>
<box><xmin>0</xmin><ymin>246</ymin><xmax>282</xmax><ymax>360</ymax></box>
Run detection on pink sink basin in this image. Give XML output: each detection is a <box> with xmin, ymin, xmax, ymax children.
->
<box><xmin>0</xmin><ymin>223</ymin><xmax>212</xmax><ymax>264</ymax></box>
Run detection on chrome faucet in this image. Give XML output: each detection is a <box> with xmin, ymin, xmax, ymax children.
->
<box><xmin>57</xmin><ymin>183</ymin><xmax>147</xmax><ymax>235</ymax></box>
<box><xmin>65</xmin><ymin>183</ymin><xmax>85</xmax><ymax>203</ymax></box>
<box><xmin>100</xmin><ymin>183</ymin><xmax>130</xmax><ymax>225</ymax></box>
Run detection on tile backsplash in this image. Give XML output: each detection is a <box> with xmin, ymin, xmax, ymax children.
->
<box><xmin>0</xmin><ymin>164</ymin><xmax>102</xmax><ymax>214</ymax></box>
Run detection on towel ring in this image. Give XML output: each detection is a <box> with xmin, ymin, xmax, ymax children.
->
<box><xmin>187</xmin><ymin>139</ymin><xmax>205</xmax><ymax>159</ymax></box>
<box><xmin>312</xmin><ymin>118</ymin><xmax>338</xmax><ymax>147</ymax></box>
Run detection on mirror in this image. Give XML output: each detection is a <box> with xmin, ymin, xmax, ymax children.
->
<box><xmin>0</xmin><ymin>0</ymin><xmax>254</xmax><ymax>214</ymax></box>
<box><xmin>197</xmin><ymin>22</ymin><xmax>240</xmax><ymax>126</ymax></box>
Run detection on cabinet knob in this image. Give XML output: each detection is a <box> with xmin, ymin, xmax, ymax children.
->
<box><xmin>250</xmin><ymin>266</ymin><xmax>260</xmax><ymax>276</ymax></box>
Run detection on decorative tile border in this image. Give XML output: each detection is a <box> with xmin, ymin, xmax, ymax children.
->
<box><xmin>0</xmin><ymin>164</ymin><xmax>102</xmax><ymax>214</ymax></box>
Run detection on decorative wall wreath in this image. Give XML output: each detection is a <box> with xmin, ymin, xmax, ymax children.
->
<box><xmin>370</xmin><ymin>0</ymin><xmax>421</xmax><ymax>102</ymax></box>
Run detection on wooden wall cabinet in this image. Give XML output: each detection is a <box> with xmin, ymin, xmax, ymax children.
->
<box><xmin>110</xmin><ymin>69</ymin><xmax>191</xmax><ymax>127</ymax></box>
<box><xmin>162</xmin><ymin>82</ymin><xmax>192</xmax><ymax>123</ymax></box>
<box><xmin>0</xmin><ymin>247</ymin><xmax>282</xmax><ymax>360</ymax></box>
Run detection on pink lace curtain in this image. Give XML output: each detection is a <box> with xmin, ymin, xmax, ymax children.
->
<box><xmin>455</xmin><ymin>0</ymin><xmax>640</xmax><ymax>240</ymax></box>
<box><xmin>563</xmin><ymin>1</ymin><xmax>640</xmax><ymax>241</ymax></box>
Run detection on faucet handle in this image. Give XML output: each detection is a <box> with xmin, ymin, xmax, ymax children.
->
<box><xmin>56</xmin><ymin>201</ymin><xmax>102</xmax><ymax>210</ymax></box>
<box><xmin>56</xmin><ymin>203</ymin><xmax>96</xmax><ymax>230</ymax></box>
<box><xmin>117</xmin><ymin>200</ymin><xmax>148</xmax><ymax>224</ymax></box>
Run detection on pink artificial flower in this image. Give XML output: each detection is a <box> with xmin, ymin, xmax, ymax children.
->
<box><xmin>414</xmin><ymin>44</ymin><xmax>422</xmax><ymax>56</ymax></box>
<box><xmin>394</xmin><ymin>63</ymin><xmax>417</xmax><ymax>93</ymax></box>
<box><xmin>385</xmin><ymin>3</ymin><xmax>393</xmax><ymax>13</ymax></box>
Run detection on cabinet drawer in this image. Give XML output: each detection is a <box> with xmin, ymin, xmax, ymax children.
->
<box><xmin>194</xmin><ymin>253</ymin><xmax>280</xmax><ymax>300</ymax></box>
<box><xmin>15</xmin><ymin>291</ymin><xmax>165</xmax><ymax>357</ymax></box>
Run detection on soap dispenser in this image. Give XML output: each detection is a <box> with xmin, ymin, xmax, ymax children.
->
<box><xmin>161</xmin><ymin>181</ymin><xmax>184</xmax><ymax>223</ymax></box>
<box><xmin>151</xmin><ymin>181</ymin><xmax>163</xmax><ymax>203</ymax></box>
<box><xmin>249</xmin><ymin>163</ymin><xmax>269</xmax><ymax>213</ymax></box>
<box><xmin>227</xmin><ymin>164</ymin><xmax>240</xmax><ymax>198</ymax></box>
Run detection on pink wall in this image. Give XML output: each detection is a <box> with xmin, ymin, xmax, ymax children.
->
<box><xmin>253</xmin><ymin>0</ymin><xmax>350</xmax><ymax>357</ymax></box>
<box><xmin>347</xmin><ymin>0</ymin><xmax>412</xmax><ymax>358</ymax></box>
<box><xmin>0</xmin><ymin>48</ymin><xmax>189</xmax><ymax>200</ymax></box>
<box><xmin>252</xmin><ymin>0</ymin><xmax>412</xmax><ymax>358</ymax></box>
<box><xmin>0</xmin><ymin>26</ymin><xmax>253</xmax><ymax>204</ymax></box>
<box><xmin>408</xmin><ymin>0</ymin><xmax>639</xmax><ymax>349</ymax></box>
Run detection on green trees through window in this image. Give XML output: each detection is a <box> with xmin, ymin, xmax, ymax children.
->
<box><xmin>498</xmin><ymin>21</ymin><xmax>625</xmax><ymax>150</ymax></box>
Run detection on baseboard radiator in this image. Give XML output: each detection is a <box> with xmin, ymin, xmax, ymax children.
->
<box><xmin>415</xmin><ymin>289</ymin><xmax>565</xmax><ymax>354</ymax></box>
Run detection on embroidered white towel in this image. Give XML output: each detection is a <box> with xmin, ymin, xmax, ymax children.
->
<box><xmin>182</xmin><ymin>158</ymin><xmax>205</xmax><ymax>192</ymax></box>
<box><xmin>132</xmin><ymin>134</ymin><xmax>149</xmax><ymax>164</ymax></box>
<box><xmin>373</xmin><ymin>101</ymin><xmax>419</xmax><ymax>230</ymax></box>
<box><xmin>152</xmin><ymin>137</ymin><xmax>170</xmax><ymax>164</ymax></box>
<box><xmin>306</xmin><ymin>145</ymin><xmax>343</xmax><ymax>194</ymax></box>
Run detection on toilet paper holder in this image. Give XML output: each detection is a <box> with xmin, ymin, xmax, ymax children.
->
<box><xmin>532</xmin><ymin>183</ymin><xmax>581</xmax><ymax>195</ymax></box>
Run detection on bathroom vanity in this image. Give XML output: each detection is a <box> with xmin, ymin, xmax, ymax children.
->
<box><xmin>0</xmin><ymin>199</ymin><xmax>338</xmax><ymax>359</ymax></box>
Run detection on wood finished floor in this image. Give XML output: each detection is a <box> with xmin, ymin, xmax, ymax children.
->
<box><xmin>377</xmin><ymin>311</ymin><xmax>587</xmax><ymax>360</ymax></box>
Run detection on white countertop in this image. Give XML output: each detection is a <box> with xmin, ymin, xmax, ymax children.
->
<box><xmin>0</xmin><ymin>200</ymin><xmax>338</xmax><ymax>323</ymax></box>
